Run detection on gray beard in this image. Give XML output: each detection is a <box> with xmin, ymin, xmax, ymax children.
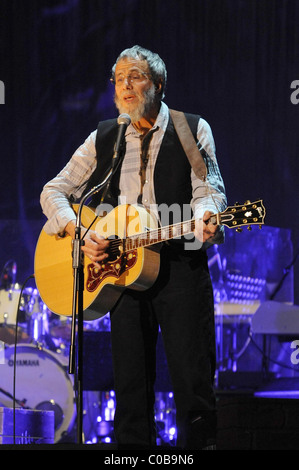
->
<box><xmin>114</xmin><ymin>85</ymin><xmax>156</xmax><ymax>123</ymax></box>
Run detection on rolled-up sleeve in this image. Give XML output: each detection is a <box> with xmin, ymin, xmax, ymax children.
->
<box><xmin>40</xmin><ymin>130</ymin><xmax>97</xmax><ymax>235</ymax></box>
<box><xmin>191</xmin><ymin>118</ymin><xmax>227</xmax><ymax>244</ymax></box>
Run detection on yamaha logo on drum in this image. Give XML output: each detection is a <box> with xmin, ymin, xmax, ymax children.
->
<box><xmin>8</xmin><ymin>358</ymin><xmax>40</xmax><ymax>367</ymax></box>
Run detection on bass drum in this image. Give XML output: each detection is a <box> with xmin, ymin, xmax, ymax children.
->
<box><xmin>0</xmin><ymin>344</ymin><xmax>76</xmax><ymax>442</ymax></box>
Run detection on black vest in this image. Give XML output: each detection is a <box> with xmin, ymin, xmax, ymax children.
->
<box><xmin>83</xmin><ymin>111</ymin><xmax>200</xmax><ymax>228</ymax></box>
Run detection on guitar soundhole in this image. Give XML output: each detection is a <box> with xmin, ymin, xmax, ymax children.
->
<box><xmin>106</xmin><ymin>236</ymin><xmax>123</xmax><ymax>262</ymax></box>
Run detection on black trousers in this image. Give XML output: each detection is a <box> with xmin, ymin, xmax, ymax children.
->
<box><xmin>110</xmin><ymin>242</ymin><xmax>216</xmax><ymax>449</ymax></box>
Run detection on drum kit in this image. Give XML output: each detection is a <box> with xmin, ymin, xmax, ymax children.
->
<box><xmin>0</xmin><ymin>260</ymin><xmax>107</xmax><ymax>443</ymax></box>
<box><xmin>0</xmin><ymin>261</ymin><xmax>178</xmax><ymax>446</ymax></box>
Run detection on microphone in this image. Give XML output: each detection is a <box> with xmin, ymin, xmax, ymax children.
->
<box><xmin>96</xmin><ymin>113</ymin><xmax>131</xmax><ymax>207</ymax></box>
<box><xmin>81</xmin><ymin>113</ymin><xmax>131</xmax><ymax>209</ymax></box>
<box><xmin>112</xmin><ymin>113</ymin><xmax>131</xmax><ymax>166</ymax></box>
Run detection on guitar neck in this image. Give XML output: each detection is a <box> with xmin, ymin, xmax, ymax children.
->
<box><xmin>124</xmin><ymin>213</ymin><xmax>221</xmax><ymax>251</ymax></box>
<box><xmin>125</xmin><ymin>220</ymin><xmax>191</xmax><ymax>251</ymax></box>
<box><xmin>122</xmin><ymin>199</ymin><xmax>265</xmax><ymax>251</ymax></box>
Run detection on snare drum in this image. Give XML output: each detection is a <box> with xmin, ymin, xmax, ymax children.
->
<box><xmin>0</xmin><ymin>344</ymin><xmax>76</xmax><ymax>442</ymax></box>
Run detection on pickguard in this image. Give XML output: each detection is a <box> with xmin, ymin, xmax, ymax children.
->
<box><xmin>86</xmin><ymin>249</ymin><xmax>138</xmax><ymax>292</ymax></box>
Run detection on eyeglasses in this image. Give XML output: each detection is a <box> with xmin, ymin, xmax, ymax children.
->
<box><xmin>110</xmin><ymin>71</ymin><xmax>151</xmax><ymax>86</ymax></box>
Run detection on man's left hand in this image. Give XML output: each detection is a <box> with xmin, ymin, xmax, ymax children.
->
<box><xmin>194</xmin><ymin>211</ymin><xmax>218</xmax><ymax>243</ymax></box>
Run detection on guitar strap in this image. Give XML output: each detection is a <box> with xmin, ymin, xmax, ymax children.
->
<box><xmin>169</xmin><ymin>109</ymin><xmax>207</xmax><ymax>182</ymax></box>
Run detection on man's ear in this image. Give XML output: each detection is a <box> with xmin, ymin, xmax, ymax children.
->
<box><xmin>155</xmin><ymin>82</ymin><xmax>162</xmax><ymax>93</ymax></box>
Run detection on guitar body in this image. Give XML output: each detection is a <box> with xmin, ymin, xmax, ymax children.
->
<box><xmin>34</xmin><ymin>204</ymin><xmax>161</xmax><ymax>320</ymax></box>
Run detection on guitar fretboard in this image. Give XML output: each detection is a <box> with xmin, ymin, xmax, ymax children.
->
<box><xmin>106</xmin><ymin>199</ymin><xmax>265</xmax><ymax>256</ymax></box>
<box><xmin>124</xmin><ymin>219</ymin><xmax>196</xmax><ymax>251</ymax></box>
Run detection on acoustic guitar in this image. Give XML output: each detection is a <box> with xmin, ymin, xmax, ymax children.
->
<box><xmin>34</xmin><ymin>200</ymin><xmax>266</xmax><ymax>320</ymax></box>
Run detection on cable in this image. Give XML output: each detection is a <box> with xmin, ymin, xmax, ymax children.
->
<box><xmin>13</xmin><ymin>273</ymin><xmax>35</xmax><ymax>444</ymax></box>
<box><xmin>232</xmin><ymin>334</ymin><xmax>253</xmax><ymax>361</ymax></box>
<box><xmin>269</xmin><ymin>247</ymin><xmax>299</xmax><ymax>300</ymax></box>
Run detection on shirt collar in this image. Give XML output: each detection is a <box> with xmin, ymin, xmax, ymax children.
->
<box><xmin>152</xmin><ymin>101</ymin><xmax>169</xmax><ymax>132</ymax></box>
<box><xmin>126</xmin><ymin>102</ymin><xmax>169</xmax><ymax>138</ymax></box>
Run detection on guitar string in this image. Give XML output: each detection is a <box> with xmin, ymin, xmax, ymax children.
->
<box><xmin>108</xmin><ymin>219</ymin><xmax>195</xmax><ymax>250</ymax></box>
<box><xmin>89</xmin><ymin>205</ymin><xmax>263</xmax><ymax>258</ymax></box>
<box><xmin>83</xmin><ymin>205</ymin><xmax>242</xmax><ymax>246</ymax></box>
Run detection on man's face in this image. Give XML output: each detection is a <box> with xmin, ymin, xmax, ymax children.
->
<box><xmin>113</xmin><ymin>57</ymin><xmax>156</xmax><ymax>123</ymax></box>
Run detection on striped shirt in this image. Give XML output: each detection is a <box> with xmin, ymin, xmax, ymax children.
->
<box><xmin>40</xmin><ymin>102</ymin><xmax>226</xmax><ymax>237</ymax></box>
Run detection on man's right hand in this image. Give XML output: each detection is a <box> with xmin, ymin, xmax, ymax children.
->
<box><xmin>64</xmin><ymin>220</ymin><xmax>109</xmax><ymax>265</ymax></box>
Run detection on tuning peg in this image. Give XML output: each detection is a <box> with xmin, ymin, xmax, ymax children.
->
<box><xmin>259</xmin><ymin>224</ymin><xmax>262</xmax><ymax>230</ymax></box>
<box><xmin>236</xmin><ymin>228</ymin><xmax>243</xmax><ymax>233</ymax></box>
<box><xmin>244</xmin><ymin>200</ymin><xmax>251</xmax><ymax>204</ymax></box>
<box><xmin>235</xmin><ymin>202</ymin><xmax>240</xmax><ymax>206</ymax></box>
<box><xmin>247</xmin><ymin>226</ymin><xmax>252</xmax><ymax>231</ymax></box>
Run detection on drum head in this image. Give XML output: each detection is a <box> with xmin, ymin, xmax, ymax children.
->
<box><xmin>0</xmin><ymin>344</ymin><xmax>75</xmax><ymax>442</ymax></box>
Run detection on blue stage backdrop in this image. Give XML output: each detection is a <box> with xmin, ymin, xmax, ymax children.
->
<box><xmin>0</xmin><ymin>0</ymin><xmax>298</xmax><ymax>301</ymax></box>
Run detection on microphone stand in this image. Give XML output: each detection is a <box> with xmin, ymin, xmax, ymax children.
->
<box><xmin>68</xmin><ymin>166</ymin><xmax>116</xmax><ymax>445</ymax></box>
<box><xmin>69</xmin><ymin>113</ymin><xmax>130</xmax><ymax>444</ymax></box>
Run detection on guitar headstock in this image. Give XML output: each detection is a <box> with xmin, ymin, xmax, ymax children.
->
<box><xmin>219</xmin><ymin>199</ymin><xmax>266</xmax><ymax>231</ymax></box>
